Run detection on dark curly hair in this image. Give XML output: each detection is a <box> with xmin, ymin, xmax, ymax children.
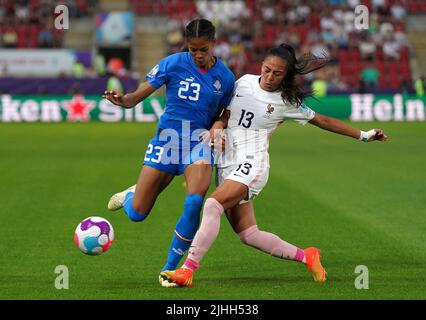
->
<box><xmin>264</xmin><ymin>43</ymin><xmax>329</xmax><ymax>106</ymax></box>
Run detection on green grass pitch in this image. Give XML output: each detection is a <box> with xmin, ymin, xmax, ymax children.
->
<box><xmin>0</xmin><ymin>121</ymin><xmax>425</xmax><ymax>300</ymax></box>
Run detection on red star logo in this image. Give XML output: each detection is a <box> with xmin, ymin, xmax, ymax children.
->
<box><xmin>62</xmin><ymin>95</ymin><xmax>95</xmax><ymax>122</ymax></box>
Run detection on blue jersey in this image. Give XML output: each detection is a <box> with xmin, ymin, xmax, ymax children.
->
<box><xmin>146</xmin><ymin>52</ymin><xmax>235</xmax><ymax>137</ymax></box>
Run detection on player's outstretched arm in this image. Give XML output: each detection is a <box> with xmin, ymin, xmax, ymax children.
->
<box><xmin>309</xmin><ymin>113</ymin><xmax>388</xmax><ymax>142</ymax></box>
<box><xmin>103</xmin><ymin>82</ymin><xmax>157</xmax><ymax>109</ymax></box>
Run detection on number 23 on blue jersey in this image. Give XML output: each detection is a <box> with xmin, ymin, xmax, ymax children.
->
<box><xmin>178</xmin><ymin>81</ymin><xmax>200</xmax><ymax>101</ymax></box>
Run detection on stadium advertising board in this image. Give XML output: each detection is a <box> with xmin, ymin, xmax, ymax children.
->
<box><xmin>0</xmin><ymin>50</ymin><xmax>76</xmax><ymax>77</ymax></box>
<box><xmin>305</xmin><ymin>94</ymin><xmax>425</xmax><ymax>121</ymax></box>
<box><xmin>0</xmin><ymin>95</ymin><xmax>164</xmax><ymax>122</ymax></box>
<box><xmin>0</xmin><ymin>94</ymin><xmax>424</xmax><ymax>122</ymax></box>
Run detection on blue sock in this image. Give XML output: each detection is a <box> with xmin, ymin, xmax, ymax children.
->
<box><xmin>161</xmin><ymin>194</ymin><xmax>204</xmax><ymax>271</ymax></box>
<box><xmin>123</xmin><ymin>192</ymin><xmax>147</xmax><ymax>222</ymax></box>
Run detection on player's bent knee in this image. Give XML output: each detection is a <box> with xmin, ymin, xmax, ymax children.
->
<box><xmin>204</xmin><ymin>198</ymin><xmax>225</xmax><ymax>215</ymax></box>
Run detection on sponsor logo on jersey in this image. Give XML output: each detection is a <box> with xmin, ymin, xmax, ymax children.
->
<box><xmin>147</xmin><ymin>64</ymin><xmax>159</xmax><ymax>78</ymax></box>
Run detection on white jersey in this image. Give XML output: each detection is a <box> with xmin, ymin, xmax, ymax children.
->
<box><xmin>217</xmin><ymin>74</ymin><xmax>315</xmax><ymax>168</ymax></box>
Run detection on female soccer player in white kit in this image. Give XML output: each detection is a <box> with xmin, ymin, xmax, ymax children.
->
<box><xmin>161</xmin><ymin>43</ymin><xmax>388</xmax><ymax>287</ymax></box>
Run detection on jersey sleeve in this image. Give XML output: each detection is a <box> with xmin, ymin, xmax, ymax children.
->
<box><xmin>145</xmin><ymin>56</ymin><xmax>169</xmax><ymax>89</ymax></box>
<box><xmin>284</xmin><ymin>103</ymin><xmax>316</xmax><ymax>125</ymax></box>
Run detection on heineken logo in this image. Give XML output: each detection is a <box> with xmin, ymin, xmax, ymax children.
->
<box><xmin>1</xmin><ymin>94</ymin><xmax>424</xmax><ymax>123</ymax></box>
<box><xmin>0</xmin><ymin>95</ymin><xmax>164</xmax><ymax>122</ymax></box>
<box><xmin>62</xmin><ymin>95</ymin><xmax>95</xmax><ymax>122</ymax></box>
<box><xmin>350</xmin><ymin>94</ymin><xmax>425</xmax><ymax>121</ymax></box>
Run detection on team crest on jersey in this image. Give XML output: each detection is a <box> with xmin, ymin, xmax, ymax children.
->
<box><xmin>213</xmin><ymin>79</ymin><xmax>222</xmax><ymax>94</ymax></box>
<box><xmin>147</xmin><ymin>64</ymin><xmax>159</xmax><ymax>78</ymax></box>
<box><xmin>263</xmin><ymin>104</ymin><xmax>275</xmax><ymax>118</ymax></box>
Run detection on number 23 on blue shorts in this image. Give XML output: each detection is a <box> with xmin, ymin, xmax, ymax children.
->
<box><xmin>143</xmin><ymin>137</ymin><xmax>213</xmax><ymax>176</ymax></box>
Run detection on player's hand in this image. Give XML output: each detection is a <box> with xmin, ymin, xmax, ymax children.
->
<box><xmin>214</xmin><ymin>135</ymin><xmax>226</xmax><ymax>152</ymax></box>
<box><xmin>207</xmin><ymin>134</ymin><xmax>226</xmax><ymax>152</ymax></box>
<box><xmin>200</xmin><ymin>130</ymin><xmax>211</xmax><ymax>144</ymax></box>
<box><xmin>103</xmin><ymin>90</ymin><xmax>126</xmax><ymax>107</ymax></box>
<box><xmin>369</xmin><ymin>129</ymin><xmax>388</xmax><ymax>142</ymax></box>
<box><xmin>200</xmin><ymin>129</ymin><xmax>226</xmax><ymax>152</ymax></box>
<box><xmin>200</xmin><ymin>128</ymin><xmax>222</xmax><ymax>144</ymax></box>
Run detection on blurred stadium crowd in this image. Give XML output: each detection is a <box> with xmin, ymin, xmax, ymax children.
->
<box><xmin>0</xmin><ymin>0</ymin><xmax>98</xmax><ymax>48</ymax></box>
<box><xmin>0</xmin><ymin>0</ymin><xmax>426</xmax><ymax>95</ymax></box>
<box><xmin>162</xmin><ymin>0</ymin><xmax>424</xmax><ymax>93</ymax></box>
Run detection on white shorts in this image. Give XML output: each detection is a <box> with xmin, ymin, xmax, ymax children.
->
<box><xmin>216</xmin><ymin>160</ymin><xmax>269</xmax><ymax>203</ymax></box>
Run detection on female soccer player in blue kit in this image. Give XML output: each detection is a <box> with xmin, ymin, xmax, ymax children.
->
<box><xmin>103</xmin><ymin>19</ymin><xmax>235</xmax><ymax>286</ymax></box>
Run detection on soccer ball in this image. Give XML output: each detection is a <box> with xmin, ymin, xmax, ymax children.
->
<box><xmin>74</xmin><ymin>216</ymin><xmax>114</xmax><ymax>255</ymax></box>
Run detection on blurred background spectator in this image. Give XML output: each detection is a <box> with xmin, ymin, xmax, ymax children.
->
<box><xmin>416</xmin><ymin>75</ymin><xmax>425</xmax><ymax>96</ymax></box>
<box><xmin>0</xmin><ymin>0</ymin><xmax>426</xmax><ymax>95</ymax></box>
<box><xmin>361</xmin><ymin>61</ymin><xmax>380</xmax><ymax>88</ymax></box>
<box><xmin>159</xmin><ymin>0</ymin><xmax>421</xmax><ymax>93</ymax></box>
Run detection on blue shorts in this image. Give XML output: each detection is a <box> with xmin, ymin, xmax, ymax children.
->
<box><xmin>143</xmin><ymin>135</ymin><xmax>214</xmax><ymax>176</ymax></box>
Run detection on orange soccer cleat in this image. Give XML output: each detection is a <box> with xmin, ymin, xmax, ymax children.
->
<box><xmin>160</xmin><ymin>268</ymin><xmax>193</xmax><ymax>287</ymax></box>
<box><xmin>304</xmin><ymin>247</ymin><xmax>327</xmax><ymax>283</ymax></box>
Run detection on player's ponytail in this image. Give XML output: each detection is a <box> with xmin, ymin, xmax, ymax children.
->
<box><xmin>185</xmin><ymin>19</ymin><xmax>216</xmax><ymax>40</ymax></box>
<box><xmin>265</xmin><ymin>43</ymin><xmax>329</xmax><ymax>106</ymax></box>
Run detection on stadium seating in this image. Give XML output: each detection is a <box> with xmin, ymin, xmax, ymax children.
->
<box><xmin>0</xmin><ymin>0</ymin><xmax>422</xmax><ymax>92</ymax></box>
<box><xmin>0</xmin><ymin>0</ymin><xmax>98</xmax><ymax>49</ymax></box>
<box><xmin>128</xmin><ymin>0</ymin><xmax>415</xmax><ymax>90</ymax></box>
